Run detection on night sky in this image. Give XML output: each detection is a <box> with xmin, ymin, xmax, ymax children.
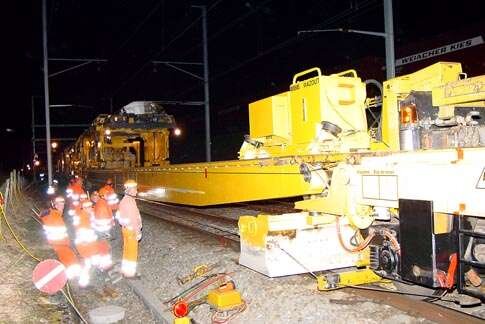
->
<box><xmin>3</xmin><ymin>0</ymin><xmax>485</xmax><ymax>171</ymax></box>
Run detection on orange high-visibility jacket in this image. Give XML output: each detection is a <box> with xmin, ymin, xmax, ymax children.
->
<box><xmin>78</xmin><ymin>209</ymin><xmax>92</xmax><ymax>229</ymax></box>
<box><xmin>100</xmin><ymin>184</ymin><xmax>114</xmax><ymax>196</ymax></box>
<box><xmin>94</xmin><ymin>198</ymin><xmax>113</xmax><ymax>221</ymax></box>
<box><xmin>118</xmin><ymin>195</ymin><xmax>142</xmax><ymax>233</ymax></box>
<box><xmin>72</xmin><ymin>183</ymin><xmax>85</xmax><ymax>195</ymax></box>
<box><xmin>42</xmin><ymin>209</ymin><xmax>69</xmax><ymax>245</ymax></box>
<box><xmin>74</xmin><ymin>208</ymin><xmax>98</xmax><ymax>258</ymax></box>
<box><xmin>100</xmin><ymin>185</ymin><xmax>119</xmax><ymax>210</ymax></box>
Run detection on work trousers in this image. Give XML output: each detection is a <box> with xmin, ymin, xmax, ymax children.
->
<box><xmin>76</xmin><ymin>241</ymin><xmax>99</xmax><ymax>265</ymax></box>
<box><xmin>121</xmin><ymin>227</ymin><xmax>138</xmax><ymax>277</ymax></box>
<box><xmin>97</xmin><ymin>239</ymin><xmax>112</xmax><ymax>270</ymax></box>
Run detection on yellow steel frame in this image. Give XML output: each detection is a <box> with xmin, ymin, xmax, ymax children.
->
<box><xmin>129</xmin><ymin>158</ymin><xmax>324</xmax><ymax>206</ymax></box>
<box><xmin>432</xmin><ymin>74</ymin><xmax>485</xmax><ymax>107</ymax></box>
<box><xmin>87</xmin><ymin>152</ymin><xmax>355</xmax><ymax>206</ymax></box>
<box><xmin>378</xmin><ymin>62</ymin><xmax>463</xmax><ymax>151</ymax></box>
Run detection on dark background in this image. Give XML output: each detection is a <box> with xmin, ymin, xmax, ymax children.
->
<box><xmin>2</xmin><ymin>0</ymin><xmax>485</xmax><ymax>171</ymax></box>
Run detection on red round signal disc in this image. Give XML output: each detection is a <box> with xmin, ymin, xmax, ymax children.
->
<box><xmin>32</xmin><ymin>259</ymin><xmax>67</xmax><ymax>295</ymax></box>
<box><xmin>172</xmin><ymin>300</ymin><xmax>189</xmax><ymax>318</ymax></box>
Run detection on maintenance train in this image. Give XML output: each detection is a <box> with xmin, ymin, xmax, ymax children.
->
<box><xmin>62</xmin><ymin>62</ymin><xmax>485</xmax><ymax>301</ymax></box>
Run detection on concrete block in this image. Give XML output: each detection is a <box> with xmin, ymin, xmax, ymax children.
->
<box><xmin>89</xmin><ymin>305</ymin><xmax>125</xmax><ymax>324</ymax></box>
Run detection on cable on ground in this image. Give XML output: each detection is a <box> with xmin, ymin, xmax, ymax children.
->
<box><xmin>211</xmin><ymin>299</ymin><xmax>247</xmax><ymax>324</ymax></box>
<box><xmin>0</xmin><ymin>180</ymin><xmax>88</xmax><ymax>324</ymax></box>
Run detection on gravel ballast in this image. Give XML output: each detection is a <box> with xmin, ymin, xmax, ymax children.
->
<box><xmin>125</xmin><ymin>209</ymin><xmax>434</xmax><ymax>324</ymax></box>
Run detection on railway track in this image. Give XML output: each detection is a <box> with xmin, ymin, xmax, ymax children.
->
<box><xmin>348</xmin><ymin>287</ymin><xmax>484</xmax><ymax>324</ymax></box>
<box><xmin>137</xmin><ymin>199</ymin><xmax>240</xmax><ymax>242</ymax></box>
<box><xmin>234</xmin><ymin>199</ymin><xmax>297</xmax><ymax>214</ymax></box>
<box><xmin>137</xmin><ymin>198</ymin><xmax>485</xmax><ymax>322</ymax></box>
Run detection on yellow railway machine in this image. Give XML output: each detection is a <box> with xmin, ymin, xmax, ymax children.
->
<box><xmin>66</xmin><ymin>62</ymin><xmax>485</xmax><ymax>299</ymax></box>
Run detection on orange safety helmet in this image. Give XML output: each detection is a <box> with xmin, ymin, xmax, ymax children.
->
<box><xmin>106</xmin><ymin>178</ymin><xmax>113</xmax><ymax>185</ymax></box>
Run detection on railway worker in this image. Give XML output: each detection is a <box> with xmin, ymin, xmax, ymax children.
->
<box><xmin>94</xmin><ymin>188</ymin><xmax>115</xmax><ymax>238</ymax></box>
<box><xmin>78</xmin><ymin>200</ymin><xmax>113</xmax><ymax>272</ymax></box>
<box><xmin>100</xmin><ymin>178</ymin><xmax>115</xmax><ymax>196</ymax></box>
<box><xmin>91</xmin><ymin>189</ymin><xmax>114</xmax><ymax>270</ymax></box>
<box><xmin>40</xmin><ymin>196</ymin><xmax>81</xmax><ymax>280</ymax></box>
<box><xmin>74</xmin><ymin>200</ymin><xmax>100</xmax><ymax>287</ymax></box>
<box><xmin>67</xmin><ymin>177</ymin><xmax>85</xmax><ymax>221</ymax></box>
<box><xmin>118</xmin><ymin>179</ymin><xmax>142</xmax><ymax>278</ymax></box>
<box><xmin>71</xmin><ymin>176</ymin><xmax>85</xmax><ymax>197</ymax></box>
<box><xmin>103</xmin><ymin>179</ymin><xmax>120</xmax><ymax>212</ymax></box>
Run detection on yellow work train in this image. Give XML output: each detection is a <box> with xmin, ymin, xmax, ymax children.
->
<box><xmin>63</xmin><ymin>62</ymin><xmax>485</xmax><ymax>300</ymax></box>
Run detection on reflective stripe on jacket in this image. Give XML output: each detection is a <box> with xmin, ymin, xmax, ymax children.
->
<box><xmin>41</xmin><ymin>209</ymin><xmax>69</xmax><ymax>244</ymax></box>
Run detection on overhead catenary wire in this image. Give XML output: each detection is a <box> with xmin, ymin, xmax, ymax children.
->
<box><xmin>172</xmin><ymin>0</ymin><xmax>380</xmax><ymax>99</ymax></box>
<box><xmin>111</xmin><ymin>0</ymin><xmax>226</xmax><ymax>97</ymax></box>
<box><xmin>112</xmin><ymin>1</ymin><xmax>163</xmax><ymax>56</ymax></box>
<box><xmin>178</xmin><ymin>0</ymin><xmax>274</xmax><ymax>58</ymax></box>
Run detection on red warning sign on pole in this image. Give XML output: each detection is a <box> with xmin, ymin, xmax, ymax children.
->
<box><xmin>32</xmin><ymin>259</ymin><xmax>67</xmax><ymax>295</ymax></box>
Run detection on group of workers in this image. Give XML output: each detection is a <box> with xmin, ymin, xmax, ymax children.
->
<box><xmin>40</xmin><ymin>176</ymin><xmax>142</xmax><ymax>287</ymax></box>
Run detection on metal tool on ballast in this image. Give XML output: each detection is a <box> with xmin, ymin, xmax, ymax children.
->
<box><xmin>177</xmin><ymin>263</ymin><xmax>219</xmax><ymax>285</ymax></box>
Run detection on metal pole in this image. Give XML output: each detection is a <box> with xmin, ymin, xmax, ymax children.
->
<box><xmin>42</xmin><ymin>0</ymin><xmax>53</xmax><ymax>188</ymax></box>
<box><xmin>200</xmin><ymin>5</ymin><xmax>211</xmax><ymax>162</ymax></box>
<box><xmin>383</xmin><ymin>0</ymin><xmax>395</xmax><ymax>79</ymax></box>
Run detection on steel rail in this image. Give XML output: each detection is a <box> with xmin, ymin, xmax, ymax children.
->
<box><xmin>138</xmin><ymin>201</ymin><xmax>239</xmax><ymax>242</ymax></box>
